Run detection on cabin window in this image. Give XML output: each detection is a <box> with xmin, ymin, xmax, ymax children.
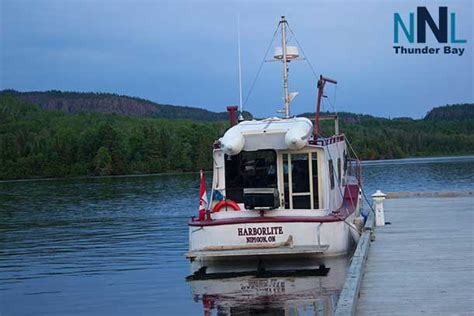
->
<box><xmin>291</xmin><ymin>154</ymin><xmax>310</xmax><ymax>193</ymax></box>
<box><xmin>343</xmin><ymin>150</ymin><xmax>348</xmax><ymax>175</ymax></box>
<box><xmin>224</xmin><ymin>150</ymin><xmax>277</xmax><ymax>202</ymax></box>
<box><xmin>283</xmin><ymin>155</ymin><xmax>290</xmax><ymax>208</ymax></box>
<box><xmin>282</xmin><ymin>152</ymin><xmax>318</xmax><ymax>210</ymax></box>
<box><xmin>291</xmin><ymin>154</ymin><xmax>311</xmax><ymax>209</ymax></box>
<box><xmin>329</xmin><ymin>159</ymin><xmax>335</xmax><ymax>189</ymax></box>
<box><xmin>312</xmin><ymin>154</ymin><xmax>319</xmax><ymax>208</ymax></box>
<box><xmin>337</xmin><ymin>158</ymin><xmax>342</xmax><ymax>184</ymax></box>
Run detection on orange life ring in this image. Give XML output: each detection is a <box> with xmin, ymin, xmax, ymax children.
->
<box><xmin>212</xmin><ymin>200</ymin><xmax>241</xmax><ymax>212</ymax></box>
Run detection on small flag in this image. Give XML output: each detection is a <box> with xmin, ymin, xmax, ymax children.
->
<box><xmin>198</xmin><ymin>170</ymin><xmax>208</xmax><ymax>220</ymax></box>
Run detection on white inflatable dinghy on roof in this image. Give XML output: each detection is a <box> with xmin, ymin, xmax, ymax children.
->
<box><xmin>220</xmin><ymin>117</ymin><xmax>313</xmax><ymax>155</ymax></box>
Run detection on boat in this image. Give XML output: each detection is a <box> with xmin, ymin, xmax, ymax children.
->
<box><xmin>187</xmin><ymin>16</ymin><xmax>363</xmax><ymax>275</ymax></box>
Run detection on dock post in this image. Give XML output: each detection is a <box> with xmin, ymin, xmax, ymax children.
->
<box><xmin>372</xmin><ymin>190</ymin><xmax>387</xmax><ymax>227</ymax></box>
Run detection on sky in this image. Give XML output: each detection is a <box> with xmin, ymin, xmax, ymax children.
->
<box><xmin>0</xmin><ymin>0</ymin><xmax>472</xmax><ymax>118</ymax></box>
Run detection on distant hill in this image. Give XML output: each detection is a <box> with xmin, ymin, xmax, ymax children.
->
<box><xmin>0</xmin><ymin>89</ymin><xmax>252</xmax><ymax>121</ymax></box>
<box><xmin>302</xmin><ymin>104</ymin><xmax>474</xmax><ymax>123</ymax></box>
<box><xmin>0</xmin><ymin>92</ymin><xmax>473</xmax><ymax>179</ymax></box>
<box><xmin>2</xmin><ymin>90</ymin><xmax>471</xmax><ymax>123</ymax></box>
<box><xmin>298</xmin><ymin>111</ymin><xmax>378</xmax><ymax>124</ymax></box>
<box><xmin>425</xmin><ymin>103</ymin><xmax>474</xmax><ymax>120</ymax></box>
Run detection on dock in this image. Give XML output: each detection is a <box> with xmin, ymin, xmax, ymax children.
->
<box><xmin>337</xmin><ymin>194</ymin><xmax>474</xmax><ymax>315</ymax></box>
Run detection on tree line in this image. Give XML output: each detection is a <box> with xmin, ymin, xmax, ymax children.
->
<box><xmin>0</xmin><ymin>95</ymin><xmax>473</xmax><ymax>180</ymax></box>
<box><xmin>0</xmin><ymin>95</ymin><xmax>226</xmax><ymax>179</ymax></box>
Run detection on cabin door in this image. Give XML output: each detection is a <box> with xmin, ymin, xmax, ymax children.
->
<box><xmin>279</xmin><ymin>152</ymin><xmax>319</xmax><ymax>210</ymax></box>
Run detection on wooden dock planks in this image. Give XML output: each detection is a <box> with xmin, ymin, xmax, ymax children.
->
<box><xmin>334</xmin><ymin>223</ymin><xmax>372</xmax><ymax>316</ymax></box>
<box><xmin>356</xmin><ymin>196</ymin><xmax>474</xmax><ymax>315</ymax></box>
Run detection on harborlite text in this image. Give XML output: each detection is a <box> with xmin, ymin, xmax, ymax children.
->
<box><xmin>237</xmin><ymin>226</ymin><xmax>283</xmax><ymax>243</ymax></box>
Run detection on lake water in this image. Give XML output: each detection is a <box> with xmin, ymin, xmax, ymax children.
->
<box><xmin>1</xmin><ymin>156</ymin><xmax>473</xmax><ymax>315</ymax></box>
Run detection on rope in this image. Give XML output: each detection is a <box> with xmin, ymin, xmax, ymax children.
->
<box><xmin>361</xmin><ymin>186</ymin><xmax>376</xmax><ymax>216</ymax></box>
<box><xmin>321</xmin><ymin>85</ymin><xmax>338</xmax><ymax>114</ymax></box>
<box><xmin>287</xmin><ymin>23</ymin><xmax>318</xmax><ymax>80</ymax></box>
<box><xmin>288</xmin><ymin>22</ymin><xmax>343</xmax><ymax>131</ymax></box>
<box><xmin>345</xmin><ymin>136</ymin><xmax>360</xmax><ymax>163</ymax></box>
<box><xmin>242</xmin><ymin>24</ymin><xmax>280</xmax><ymax>108</ymax></box>
<box><xmin>345</xmin><ymin>136</ymin><xmax>376</xmax><ymax>217</ymax></box>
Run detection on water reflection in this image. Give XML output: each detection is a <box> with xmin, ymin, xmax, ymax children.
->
<box><xmin>187</xmin><ymin>256</ymin><xmax>349</xmax><ymax>316</ymax></box>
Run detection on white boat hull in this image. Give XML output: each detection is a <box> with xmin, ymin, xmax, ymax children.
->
<box><xmin>188</xmin><ymin>209</ymin><xmax>359</xmax><ymax>274</ymax></box>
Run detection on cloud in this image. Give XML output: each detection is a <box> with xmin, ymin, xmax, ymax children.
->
<box><xmin>1</xmin><ymin>0</ymin><xmax>472</xmax><ymax>117</ymax></box>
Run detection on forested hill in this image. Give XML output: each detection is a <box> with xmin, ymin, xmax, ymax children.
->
<box><xmin>0</xmin><ymin>94</ymin><xmax>227</xmax><ymax>179</ymax></box>
<box><xmin>0</xmin><ymin>89</ymin><xmax>252</xmax><ymax>121</ymax></box>
<box><xmin>424</xmin><ymin>103</ymin><xmax>474</xmax><ymax>120</ymax></box>
<box><xmin>0</xmin><ymin>93</ymin><xmax>473</xmax><ymax>180</ymax></box>
<box><xmin>299</xmin><ymin>111</ymin><xmax>376</xmax><ymax>124</ymax></box>
<box><xmin>301</xmin><ymin>104</ymin><xmax>474</xmax><ymax>123</ymax></box>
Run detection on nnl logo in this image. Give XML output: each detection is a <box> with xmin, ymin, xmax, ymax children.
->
<box><xmin>393</xmin><ymin>7</ymin><xmax>467</xmax><ymax>56</ymax></box>
<box><xmin>394</xmin><ymin>7</ymin><xmax>466</xmax><ymax>43</ymax></box>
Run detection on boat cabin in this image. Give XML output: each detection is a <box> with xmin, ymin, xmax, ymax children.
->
<box><xmin>210</xmin><ymin>117</ymin><xmax>352</xmax><ymax>213</ymax></box>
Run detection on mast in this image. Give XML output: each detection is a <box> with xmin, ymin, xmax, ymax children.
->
<box><xmin>280</xmin><ymin>16</ymin><xmax>290</xmax><ymax>118</ymax></box>
<box><xmin>273</xmin><ymin>17</ymin><xmax>299</xmax><ymax>118</ymax></box>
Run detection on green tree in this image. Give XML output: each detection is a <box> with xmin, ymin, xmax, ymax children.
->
<box><xmin>94</xmin><ymin>146</ymin><xmax>112</xmax><ymax>176</ymax></box>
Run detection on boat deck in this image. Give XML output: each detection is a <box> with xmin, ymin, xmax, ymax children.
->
<box><xmin>356</xmin><ymin>196</ymin><xmax>474</xmax><ymax>315</ymax></box>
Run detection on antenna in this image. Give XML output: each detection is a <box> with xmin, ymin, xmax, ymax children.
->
<box><xmin>237</xmin><ymin>14</ymin><xmax>244</xmax><ymax>120</ymax></box>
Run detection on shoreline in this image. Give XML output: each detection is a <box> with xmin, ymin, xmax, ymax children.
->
<box><xmin>360</xmin><ymin>154</ymin><xmax>474</xmax><ymax>165</ymax></box>
<box><xmin>0</xmin><ymin>170</ymin><xmax>201</xmax><ymax>184</ymax></box>
<box><xmin>1</xmin><ymin>154</ymin><xmax>473</xmax><ymax>184</ymax></box>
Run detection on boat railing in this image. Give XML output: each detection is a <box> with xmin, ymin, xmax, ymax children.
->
<box><xmin>311</xmin><ymin>134</ymin><xmax>345</xmax><ymax>146</ymax></box>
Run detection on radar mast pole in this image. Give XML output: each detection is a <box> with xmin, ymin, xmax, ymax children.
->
<box><xmin>280</xmin><ymin>16</ymin><xmax>290</xmax><ymax>118</ymax></box>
